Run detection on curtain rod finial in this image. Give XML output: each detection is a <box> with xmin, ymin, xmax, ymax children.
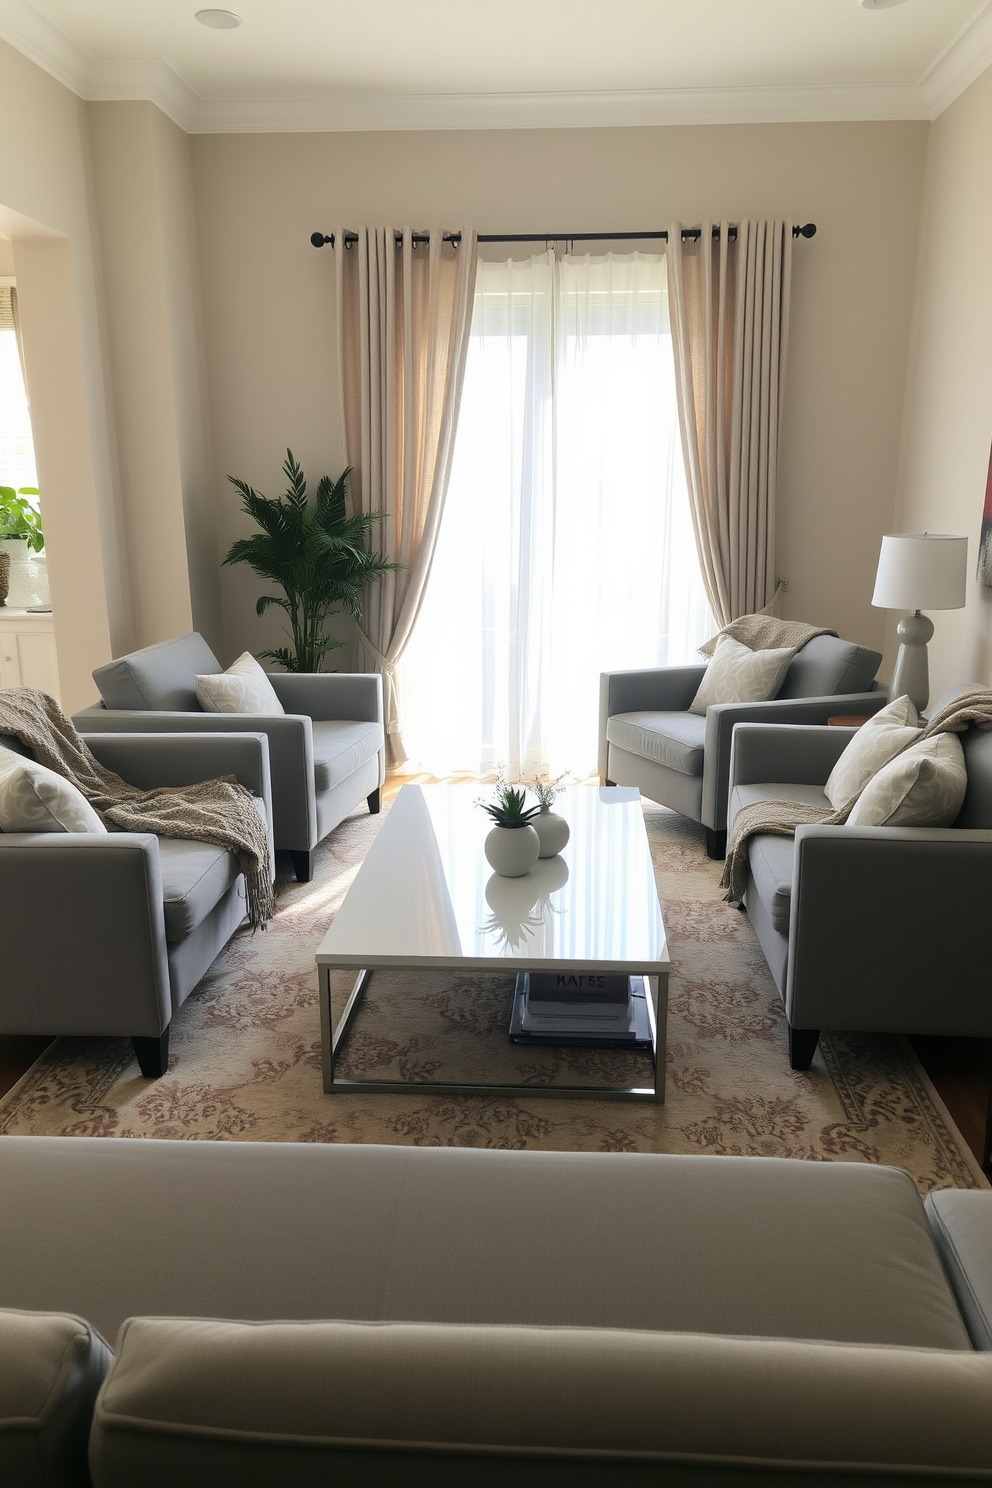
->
<box><xmin>311</xmin><ymin>232</ymin><xmax>331</xmax><ymax>248</ymax></box>
<box><xmin>796</xmin><ymin>223</ymin><xmax>816</xmax><ymax>239</ymax></box>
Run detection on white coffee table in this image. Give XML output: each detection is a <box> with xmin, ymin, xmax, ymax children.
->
<box><xmin>315</xmin><ymin>784</ymin><xmax>670</xmax><ymax>1102</ymax></box>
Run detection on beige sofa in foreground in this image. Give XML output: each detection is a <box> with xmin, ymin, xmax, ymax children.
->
<box><xmin>1</xmin><ymin>1137</ymin><xmax>991</xmax><ymax>1485</ymax></box>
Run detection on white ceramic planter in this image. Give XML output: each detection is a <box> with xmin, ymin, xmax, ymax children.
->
<box><xmin>484</xmin><ymin>823</ymin><xmax>540</xmax><ymax>878</ymax></box>
<box><xmin>0</xmin><ymin>539</ymin><xmax>49</xmax><ymax>609</ymax></box>
<box><xmin>533</xmin><ymin>807</ymin><xmax>570</xmax><ymax>858</ymax></box>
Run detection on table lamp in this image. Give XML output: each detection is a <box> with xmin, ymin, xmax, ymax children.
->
<box><xmin>871</xmin><ymin>532</ymin><xmax>967</xmax><ymax>711</ymax></box>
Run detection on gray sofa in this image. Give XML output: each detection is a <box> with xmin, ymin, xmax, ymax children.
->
<box><xmin>2</xmin><ymin>1138</ymin><xmax>992</xmax><ymax>1484</ymax></box>
<box><xmin>0</xmin><ymin>730</ymin><xmax>273</xmax><ymax>1077</ymax></box>
<box><xmin>73</xmin><ymin>632</ymin><xmax>385</xmax><ymax>882</ymax></box>
<box><xmin>727</xmin><ymin>684</ymin><xmax>992</xmax><ymax>1072</ymax></box>
<box><xmin>599</xmin><ymin>633</ymin><xmax>884</xmax><ymax>858</ymax></box>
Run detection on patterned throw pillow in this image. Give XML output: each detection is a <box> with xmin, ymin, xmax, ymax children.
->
<box><xmin>0</xmin><ymin>750</ymin><xmax>107</xmax><ymax>833</ymax></box>
<box><xmin>846</xmin><ymin>733</ymin><xmax>967</xmax><ymax>828</ymax></box>
<box><xmin>824</xmin><ymin>695</ymin><xmax>921</xmax><ymax>811</ymax></box>
<box><xmin>688</xmin><ymin>635</ymin><xmax>794</xmax><ymax>716</ymax></box>
<box><xmin>195</xmin><ymin>652</ymin><xmax>285</xmax><ymax>717</ymax></box>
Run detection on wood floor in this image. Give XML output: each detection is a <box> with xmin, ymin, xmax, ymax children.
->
<box><xmin>4</xmin><ymin>774</ymin><xmax>988</xmax><ymax>1174</ymax></box>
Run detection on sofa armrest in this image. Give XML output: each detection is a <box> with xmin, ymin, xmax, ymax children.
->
<box><xmin>82</xmin><ymin>732</ymin><xmax>271</xmax><ymax>807</ymax></box>
<box><xmin>71</xmin><ymin>710</ymin><xmax>315</xmax><ymax>853</ymax></box>
<box><xmin>0</xmin><ymin>835</ymin><xmax>171</xmax><ymax>1036</ymax></box>
<box><xmin>730</xmin><ymin>724</ymin><xmax>857</xmax><ymax>790</ymax></box>
<box><xmin>786</xmin><ymin>825</ymin><xmax>992</xmax><ymax>1033</ymax></box>
<box><xmin>267</xmin><ymin>672</ymin><xmax>383</xmax><ymax>724</ymax></box>
<box><xmin>926</xmin><ymin>1190</ymin><xmax>992</xmax><ymax>1350</ymax></box>
<box><xmin>702</xmin><ymin>692</ymin><xmax>886</xmax><ymax>829</ymax></box>
<box><xmin>598</xmin><ymin>666</ymin><xmax>706</xmax><ymax>777</ymax></box>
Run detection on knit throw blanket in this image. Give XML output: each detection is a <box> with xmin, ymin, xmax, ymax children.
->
<box><xmin>719</xmin><ymin>687</ymin><xmax>992</xmax><ymax>904</ymax></box>
<box><xmin>699</xmin><ymin>615</ymin><xmax>838</xmax><ymax>658</ymax></box>
<box><xmin>0</xmin><ymin>689</ymin><xmax>274</xmax><ymax>929</ymax></box>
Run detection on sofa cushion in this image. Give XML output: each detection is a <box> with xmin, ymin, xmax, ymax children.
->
<box><xmin>0</xmin><ymin>1307</ymin><xmax>111</xmax><ymax>1488</ymax></box>
<box><xmin>93</xmin><ymin>633</ymin><xmax>221</xmax><ymax>712</ymax></box>
<box><xmin>825</xmin><ymin>695</ymin><xmax>922</xmax><ymax>810</ymax></box>
<box><xmin>158</xmin><ymin>836</ymin><xmax>242</xmax><ymax>943</ymax></box>
<box><xmin>0</xmin><ymin>751</ymin><xmax>107</xmax><ymax>835</ymax></box>
<box><xmin>688</xmin><ymin>635</ymin><xmax>794</xmax><ymax>716</ymax></box>
<box><xmin>195</xmin><ymin>652</ymin><xmax>285</xmax><ymax>717</ymax></box>
<box><xmin>926</xmin><ymin>1190</ymin><xmax>992</xmax><ymax>1351</ymax></box>
<box><xmin>311</xmin><ymin>720</ymin><xmax>384</xmax><ymax>793</ymax></box>
<box><xmin>89</xmin><ymin>1316</ymin><xmax>992</xmax><ymax>1487</ymax></box>
<box><xmin>730</xmin><ymin>783</ymin><xmax>831</xmax><ymax>937</ymax></box>
<box><xmin>776</xmin><ymin>634</ymin><xmax>882</xmax><ymax>701</ymax></box>
<box><xmin>606</xmin><ymin>712</ymin><xmax>706</xmax><ymax>776</ymax></box>
<box><xmin>847</xmin><ymin>733</ymin><xmax>967</xmax><ymax>829</ymax></box>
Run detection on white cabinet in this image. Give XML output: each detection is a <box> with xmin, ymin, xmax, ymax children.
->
<box><xmin>0</xmin><ymin>609</ymin><xmax>60</xmax><ymax>701</ymax></box>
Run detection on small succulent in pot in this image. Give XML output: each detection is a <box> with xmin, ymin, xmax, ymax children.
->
<box><xmin>479</xmin><ymin>782</ymin><xmax>541</xmax><ymax>878</ymax></box>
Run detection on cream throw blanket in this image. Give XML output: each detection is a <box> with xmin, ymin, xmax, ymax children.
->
<box><xmin>720</xmin><ymin>687</ymin><xmax>992</xmax><ymax>904</ymax></box>
<box><xmin>0</xmin><ymin>688</ymin><xmax>274</xmax><ymax>929</ymax></box>
<box><xmin>699</xmin><ymin>614</ymin><xmax>837</xmax><ymax>658</ymax></box>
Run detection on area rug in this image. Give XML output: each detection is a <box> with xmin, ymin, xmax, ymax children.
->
<box><xmin>0</xmin><ymin>798</ymin><xmax>984</xmax><ymax>1194</ymax></box>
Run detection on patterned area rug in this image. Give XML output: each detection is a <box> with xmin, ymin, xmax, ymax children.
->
<box><xmin>0</xmin><ymin>799</ymin><xmax>984</xmax><ymax>1194</ymax></box>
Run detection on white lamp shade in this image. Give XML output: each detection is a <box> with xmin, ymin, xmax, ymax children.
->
<box><xmin>871</xmin><ymin>533</ymin><xmax>968</xmax><ymax>611</ymax></box>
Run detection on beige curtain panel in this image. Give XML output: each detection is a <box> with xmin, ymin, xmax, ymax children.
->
<box><xmin>667</xmin><ymin>221</ymin><xmax>793</xmax><ymax>629</ymax></box>
<box><xmin>334</xmin><ymin>226</ymin><xmax>478</xmax><ymax>762</ymax></box>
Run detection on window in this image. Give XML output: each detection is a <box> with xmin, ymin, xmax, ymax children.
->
<box><xmin>399</xmin><ymin>250</ymin><xmax>712</xmax><ymax>778</ymax></box>
<box><xmin>0</xmin><ymin>286</ymin><xmax>37</xmax><ymax>492</ymax></box>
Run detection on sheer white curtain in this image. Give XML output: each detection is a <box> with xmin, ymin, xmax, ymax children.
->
<box><xmin>399</xmin><ymin>250</ymin><xmax>713</xmax><ymax>779</ymax></box>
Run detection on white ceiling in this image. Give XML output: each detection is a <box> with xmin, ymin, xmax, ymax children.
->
<box><xmin>1</xmin><ymin>0</ymin><xmax>991</xmax><ymax>133</ymax></box>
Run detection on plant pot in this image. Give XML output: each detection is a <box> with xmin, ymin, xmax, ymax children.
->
<box><xmin>484</xmin><ymin>824</ymin><xmax>540</xmax><ymax>878</ymax></box>
<box><xmin>0</xmin><ymin>539</ymin><xmax>48</xmax><ymax>609</ymax></box>
<box><xmin>0</xmin><ymin>547</ymin><xmax>8</xmax><ymax>606</ymax></box>
<box><xmin>534</xmin><ymin>807</ymin><xmax>570</xmax><ymax>858</ymax></box>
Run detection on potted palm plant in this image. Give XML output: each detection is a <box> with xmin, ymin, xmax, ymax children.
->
<box><xmin>224</xmin><ymin>451</ymin><xmax>398</xmax><ymax>672</ymax></box>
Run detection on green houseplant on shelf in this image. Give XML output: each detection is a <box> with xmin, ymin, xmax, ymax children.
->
<box><xmin>479</xmin><ymin>782</ymin><xmax>541</xmax><ymax>878</ymax></box>
<box><xmin>223</xmin><ymin>450</ymin><xmax>399</xmax><ymax>672</ymax></box>
<box><xmin>0</xmin><ymin>486</ymin><xmax>47</xmax><ymax>608</ymax></box>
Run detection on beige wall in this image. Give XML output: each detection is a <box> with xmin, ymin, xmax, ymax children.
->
<box><xmin>889</xmin><ymin>66</ymin><xmax>992</xmax><ymax>702</ymax></box>
<box><xmin>191</xmin><ymin>122</ymin><xmax>928</xmax><ymax>667</ymax></box>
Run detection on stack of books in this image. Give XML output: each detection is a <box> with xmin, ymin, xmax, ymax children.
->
<box><xmin>509</xmin><ymin>971</ymin><xmax>651</xmax><ymax>1047</ymax></box>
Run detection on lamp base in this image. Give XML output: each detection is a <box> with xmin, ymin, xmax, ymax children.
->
<box><xmin>889</xmin><ymin>610</ymin><xmax>933</xmax><ymax>713</ymax></box>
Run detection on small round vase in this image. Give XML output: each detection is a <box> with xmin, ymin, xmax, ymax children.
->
<box><xmin>484</xmin><ymin>823</ymin><xmax>540</xmax><ymax>878</ymax></box>
<box><xmin>534</xmin><ymin>807</ymin><xmax>570</xmax><ymax>858</ymax></box>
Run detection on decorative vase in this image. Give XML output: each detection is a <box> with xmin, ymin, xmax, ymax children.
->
<box><xmin>0</xmin><ymin>548</ymin><xmax>8</xmax><ymax>606</ymax></box>
<box><xmin>484</xmin><ymin>823</ymin><xmax>540</xmax><ymax>878</ymax></box>
<box><xmin>533</xmin><ymin>806</ymin><xmax>570</xmax><ymax>858</ymax></box>
<box><xmin>0</xmin><ymin>539</ymin><xmax>48</xmax><ymax>609</ymax></box>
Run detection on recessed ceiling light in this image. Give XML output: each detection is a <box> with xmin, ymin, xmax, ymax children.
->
<box><xmin>195</xmin><ymin>9</ymin><xmax>243</xmax><ymax>28</ymax></box>
<box><xmin>859</xmin><ymin>0</ymin><xmax>909</xmax><ymax>9</ymax></box>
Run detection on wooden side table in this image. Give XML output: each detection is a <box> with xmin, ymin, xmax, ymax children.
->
<box><xmin>826</xmin><ymin>714</ymin><xmax>871</xmax><ymax>728</ymax></box>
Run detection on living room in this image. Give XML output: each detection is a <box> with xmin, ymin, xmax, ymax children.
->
<box><xmin>2</xmin><ymin>2</ymin><xmax>992</xmax><ymax>1481</ymax></box>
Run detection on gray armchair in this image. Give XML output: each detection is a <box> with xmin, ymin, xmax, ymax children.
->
<box><xmin>0</xmin><ymin>730</ymin><xmax>273</xmax><ymax>1078</ymax></box>
<box><xmin>599</xmin><ymin>634</ymin><xmax>884</xmax><ymax>858</ymax></box>
<box><xmin>73</xmin><ymin>632</ymin><xmax>385</xmax><ymax>881</ymax></box>
<box><xmin>727</xmin><ymin>687</ymin><xmax>992</xmax><ymax>1072</ymax></box>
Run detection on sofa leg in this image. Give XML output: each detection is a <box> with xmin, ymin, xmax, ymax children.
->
<box><xmin>788</xmin><ymin>1026</ymin><xmax>820</xmax><ymax>1071</ymax></box>
<box><xmin>132</xmin><ymin>1029</ymin><xmax>170</xmax><ymax>1079</ymax></box>
<box><xmin>604</xmin><ymin>779</ymin><xmax>616</xmax><ymax>787</ymax></box>
<box><xmin>367</xmin><ymin>787</ymin><xmax>381</xmax><ymax>815</ymax></box>
<box><xmin>290</xmin><ymin>849</ymin><xmax>315</xmax><ymax>883</ymax></box>
<box><xmin>705</xmin><ymin>828</ymin><xmax>727</xmax><ymax>860</ymax></box>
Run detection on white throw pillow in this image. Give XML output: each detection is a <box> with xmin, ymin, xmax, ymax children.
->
<box><xmin>846</xmin><ymin>733</ymin><xmax>967</xmax><ymax>828</ymax></box>
<box><xmin>195</xmin><ymin>653</ymin><xmax>285</xmax><ymax>717</ymax></box>
<box><xmin>688</xmin><ymin>635</ymin><xmax>794</xmax><ymax>716</ymax></box>
<box><xmin>824</xmin><ymin>695</ymin><xmax>922</xmax><ymax>811</ymax></box>
<box><xmin>0</xmin><ymin>750</ymin><xmax>107</xmax><ymax>834</ymax></box>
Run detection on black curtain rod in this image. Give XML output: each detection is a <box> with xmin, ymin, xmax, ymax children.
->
<box><xmin>310</xmin><ymin>224</ymin><xmax>816</xmax><ymax>249</ymax></box>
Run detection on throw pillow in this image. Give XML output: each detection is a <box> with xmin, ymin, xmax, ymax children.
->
<box><xmin>0</xmin><ymin>750</ymin><xmax>107</xmax><ymax>834</ymax></box>
<box><xmin>847</xmin><ymin>733</ymin><xmax>967</xmax><ymax>828</ymax></box>
<box><xmin>688</xmin><ymin>635</ymin><xmax>794</xmax><ymax>716</ymax></box>
<box><xmin>195</xmin><ymin>652</ymin><xmax>285</xmax><ymax>717</ymax></box>
<box><xmin>824</xmin><ymin>695</ymin><xmax>921</xmax><ymax>812</ymax></box>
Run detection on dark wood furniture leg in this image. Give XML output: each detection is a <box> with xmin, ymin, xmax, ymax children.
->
<box><xmin>705</xmin><ymin>828</ymin><xmax>726</xmax><ymax>860</ymax></box>
<box><xmin>290</xmin><ymin>849</ymin><xmax>315</xmax><ymax>883</ymax></box>
<box><xmin>132</xmin><ymin>1029</ymin><xmax>170</xmax><ymax>1079</ymax></box>
<box><xmin>788</xmin><ymin>1026</ymin><xmax>820</xmax><ymax>1070</ymax></box>
<box><xmin>367</xmin><ymin>788</ymin><xmax>381</xmax><ymax>815</ymax></box>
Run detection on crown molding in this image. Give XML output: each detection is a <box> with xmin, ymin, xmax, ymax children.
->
<box><xmin>0</xmin><ymin>0</ymin><xmax>990</xmax><ymax>133</ymax></box>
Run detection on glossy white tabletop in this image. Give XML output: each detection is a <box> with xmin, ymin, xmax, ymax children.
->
<box><xmin>316</xmin><ymin>785</ymin><xmax>668</xmax><ymax>974</ymax></box>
